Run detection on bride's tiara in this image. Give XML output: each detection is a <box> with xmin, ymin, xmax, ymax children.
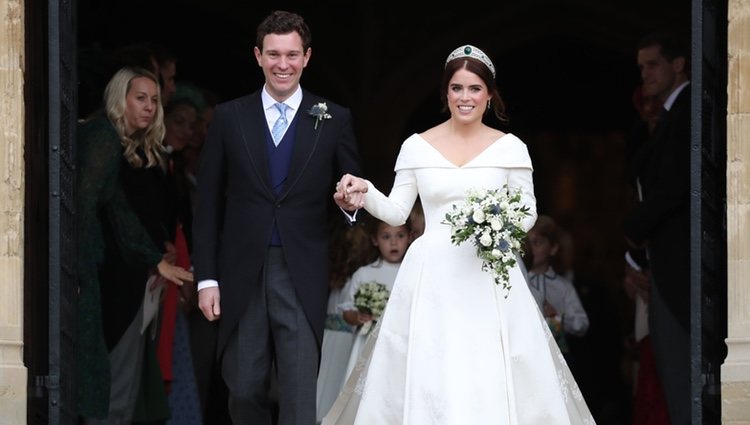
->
<box><xmin>445</xmin><ymin>45</ymin><xmax>496</xmax><ymax>78</ymax></box>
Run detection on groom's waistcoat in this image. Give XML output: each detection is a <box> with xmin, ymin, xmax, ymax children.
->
<box><xmin>265</xmin><ymin>116</ymin><xmax>298</xmax><ymax>246</ymax></box>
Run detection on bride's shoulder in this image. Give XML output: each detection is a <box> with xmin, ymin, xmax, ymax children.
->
<box><xmin>396</xmin><ymin>134</ymin><xmax>425</xmax><ymax>157</ymax></box>
<box><xmin>497</xmin><ymin>132</ymin><xmax>526</xmax><ymax>147</ymax></box>
<box><xmin>394</xmin><ymin>132</ymin><xmax>437</xmax><ymax>171</ymax></box>
<box><xmin>402</xmin><ymin>132</ymin><xmax>425</xmax><ymax>145</ymax></box>
<box><xmin>494</xmin><ymin>132</ymin><xmax>533</xmax><ymax>168</ymax></box>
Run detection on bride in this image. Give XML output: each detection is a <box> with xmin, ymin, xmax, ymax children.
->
<box><xmin>328</xmin><ymin>44</ymin><xmax>596</xmax><ymax>424</ymax></box>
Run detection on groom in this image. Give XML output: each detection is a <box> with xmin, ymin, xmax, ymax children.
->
<box><xmin>192</xmin><ymin>10</ymin><xmax>362</xmax><ymax>425</ymax></box>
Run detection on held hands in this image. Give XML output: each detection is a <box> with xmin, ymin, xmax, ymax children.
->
<box><xmin>333</xmin><ymin>173</ymin><xmax>368</xmax><ymax>211</ymax></box>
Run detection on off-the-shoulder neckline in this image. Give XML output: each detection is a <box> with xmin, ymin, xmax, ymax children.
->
<box><xmin>412</xmin><ymin>133</ymin><xmax>513</xmax><ymax>168</ymax></box>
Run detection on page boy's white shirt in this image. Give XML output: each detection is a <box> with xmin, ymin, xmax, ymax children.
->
<box><xmin>526</xmin><ymin>266</ymin><xmax>590</xmax><ymax>336</ymax></box>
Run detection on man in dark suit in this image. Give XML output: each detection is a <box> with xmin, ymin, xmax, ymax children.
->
<box><xmin>623</xmin><ymin>31</ymin><xmax>691</xmax><ymax>425</ymax></box>
<box><xmin>192</xmin><ymin>10</ymin><xmax>362</xmax><ymax>425</ymax></box>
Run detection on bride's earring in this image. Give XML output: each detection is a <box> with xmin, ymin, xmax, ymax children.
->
<box><xmin>486</xmin><ymin>100</ymin><xmax>491</xmax><ymax>114</ymax></box>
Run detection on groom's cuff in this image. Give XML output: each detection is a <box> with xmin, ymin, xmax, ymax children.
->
<box><xmin>197</xmin><ymin>279</ymin><xmax>219</xmax><ymax>291</ymax></box>
<box><xmin>340</xmin><ymin>207</ymin><xmax>360</xmax><ymax>224</ymax></box>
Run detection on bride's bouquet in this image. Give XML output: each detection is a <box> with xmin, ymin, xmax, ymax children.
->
<box><xmin>354</xmin><ymin>281</ymin><xmax>390</xmax><ymax>334</ymax></box>
<box><xmin>443</xmin><ymin>185</ymin><xmax>531</xmax><ymax>294</ymax></box>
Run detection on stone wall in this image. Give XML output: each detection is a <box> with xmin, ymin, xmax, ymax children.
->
<box><xmin>0</xmin><ymin>0</ymin><xmax>26</xmax><ymax>424</ymax></box>
<box><xmin>723</xmin><ymin>0</ymin><xmax>750</xmax><ymax>423</ymax></box>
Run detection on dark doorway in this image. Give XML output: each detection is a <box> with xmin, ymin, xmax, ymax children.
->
<box><xmin>25</xmin><ymin>0</ymin><xmax>78</xmax><ymax>424</ymax></box>
<box><xmin>690</xmin><ymin>1</ymin><xmax>728</xmax><ymax>423</ymax></box>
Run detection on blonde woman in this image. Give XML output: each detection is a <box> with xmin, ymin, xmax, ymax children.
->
<box><xmin>76</xmin><ymin>66</ymin><xmax>193</xmax><ymax>423</ymax></box>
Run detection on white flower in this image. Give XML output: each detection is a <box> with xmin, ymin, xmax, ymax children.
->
<box><xmin>308</xmin><ymin>102</ymin><xmax>332</xmax><ymax>129</ymax></box>
<box><xmin>442</xmin><ymin>184</ymin><xmax>531</xmax><ymax>294</ymax></box>
<box><xmin>479</xmin><ymin>232</ymin><xmax>493</xmax><ymax>247</ymax></box>
<box><xmin>472</xmin><ymin>209</ymin><xmax>486</xmax><ymax>224</ymax></box>
<box><xmin>354</xmin><ymin>281</ymin><xmax>390</xmax><ymax>318</ymax></box>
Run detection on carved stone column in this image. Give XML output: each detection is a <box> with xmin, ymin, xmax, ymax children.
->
<box><xmin>0</xmin><ymin>0</ymin><xmax>26</xmax><ymax>423</ymax></box>
<box><xmin>723</xmin><ymin>0</ymin><xmax>750</xmax><ymax>423</ymax></box>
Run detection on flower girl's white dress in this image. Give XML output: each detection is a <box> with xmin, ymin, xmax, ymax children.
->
<box><xmin>323</xmin><ymin>133</ymin><xmax>596</xmax><ymax>425</ymax></box>
<box><xmin>316</xmin><ymin>286</ymin><xmax>356</xmax><ymax>423</ymax></box>
<box><xmin>339</xmin><ymin>259</ymin><xmax>401</xmax><ymax>380</ymax></box>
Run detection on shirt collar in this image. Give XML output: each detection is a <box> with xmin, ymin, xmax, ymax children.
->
<box><xmin>529</xmin><ymin>266</ymin><xmax>558</xmax><ymax>281</ymax></box>
<box><xmin>261</xmin><ymin>85</ymin><xmax>303</xmax><ymax>113</ymax></box>
<box><xmin>663</xmin><ymin>80</ymin><xmax>690</xmax><ymax>111</ymax></box>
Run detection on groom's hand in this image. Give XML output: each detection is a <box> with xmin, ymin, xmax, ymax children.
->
<box><xmin>334</xmin><ymin>174</ymin><xmax>367</xmax><ymax>210</ymax></box>
<box><xmin>198</xmin><ymin>286</ymin><xmax>221</xmax><ymax>321</ymax></box>
<box><xmin>333</xmin><ymin>189</ymin><xmax>353</xmax><ymax>211</ymax></box>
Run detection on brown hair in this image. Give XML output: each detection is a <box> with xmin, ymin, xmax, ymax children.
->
<box><xmin>523</xmin><ymin>214</ymin><xmax>565</xmax><ymax>273</ymax></box>
<box><xmin>530</xmin><ymin>215</ymin><xmax>560</xmax><ymax>243</ymax></box>
<box><xmin>441</xmin><ymin>55</ymin><xmax>507</xmax><ymax>122</ymax></box>
<box><xmin>328</xmin><ymin>219</ymin><xmax>377</xmax><ymax>290</ymax></box>
<box><xmin>256</xmin><ymin>10</ymin><xmax>312</xmax><ymax>52</ymax></box>
<box><xmin>637</xmin><ymin>31</ymin><xmax>689</xmax><ymax>70</ymax></box>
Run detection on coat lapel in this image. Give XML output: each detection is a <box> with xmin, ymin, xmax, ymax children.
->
<box><xmin>279</xmin><ymin>92</ymin><xmax>324</xmax><ymax>200</ymax></box>
<box><xmin>235</xmin><ymin>93</ymin><xmax>274</xmax><ymax>198</ymax></box>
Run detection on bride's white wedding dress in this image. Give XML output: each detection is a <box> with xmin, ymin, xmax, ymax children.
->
<box><xmin>323</xmin><ymin>133</ymin><xmax>596</xmax><ymax>425</ymax></box>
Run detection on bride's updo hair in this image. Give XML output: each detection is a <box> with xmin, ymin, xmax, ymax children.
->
<box><xmin>441</xmin><ymin>52</ymin><xmax>508</xmax><ymax>123</ymax></box>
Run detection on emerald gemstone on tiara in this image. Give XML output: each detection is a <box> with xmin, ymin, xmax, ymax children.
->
<box><xmin>445</xmin><ymin>44</ymin><xmax>496</xmax><ymax>78</ymax></box>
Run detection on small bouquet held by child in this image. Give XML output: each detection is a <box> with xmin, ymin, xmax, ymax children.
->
<box><xmin>354</xmin><ymin>281</ymin><xmax>390</xmax><ymax>335</ymax></box>
<box><xmin>443</xmin><ymin>184</ymin><xmax>531</xmax><ymax>294</ymax></box>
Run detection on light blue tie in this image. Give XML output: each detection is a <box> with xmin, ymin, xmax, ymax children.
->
<box><xmin>271</xmin><ymin>103</ymin><xmax>289</xmax><ymax>145</ymax></box>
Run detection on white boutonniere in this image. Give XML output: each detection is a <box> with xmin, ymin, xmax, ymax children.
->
<box><xmin>308</xmin><ymin>102</ymin><xmax>332</xmax><ymax>129</ymax></box>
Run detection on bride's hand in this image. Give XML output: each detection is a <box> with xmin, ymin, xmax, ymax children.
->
<box><xmin>334</xmin><ymin>174</ymin><xmax>367</xmax><ymax>210</ymax></box>
<box><xmin>338</xmin><ymin>173</ymin><xmax>368</xmax><ymax>194</ymax></box>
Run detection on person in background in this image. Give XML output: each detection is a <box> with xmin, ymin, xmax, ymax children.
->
<box><xmin>76</xmin><ymin>66</ymin><xmax>193</xmax><ymax>423</ymax></box>
<box><xmin>148</xmin><ymin>43</ymin><xmax>178</xmax><ymax>105</ymax></box>
<box><xmin>192</xmin><ymin>10</ymin><xmax>362</xmax><ymax>425</ymax></box>
<box><xmin>624</xmin><ymin>31</ymin><xmax>691</xmax><ymax>425</ymax></box>
<box><xmin>339</xmin><ymin>218</ymin><xmax>411</xmax><ymax>380</ymax></box>
<box><xmin>622</xmin><ymin>75</ymin><xmax>670</xmax><ymax>425</ymax></box>
<box><xmin>523</xmin><ymin>215</ymin><xmax>590</xmax><ymax>361</ymax></box>
<box><xmin>169</xmin><ymin>83</ymin><xmax>232</xmax><ymax>424</ymax></box>
<box><xmin>183</xmin><ymin>87</ymin><xmax>219</xmax><ymax>213</ymax></box>
<box><xmin>79</xmin><ymin>43</ymin><xmax>160</xmax><ymax>119</ymax></box>
<box><xmin>157</xmin><ymin>89</ymin><xmax>205</xmax><ymax>425</ymax></box>
<box><xmin>407</xmin><ymin>197</ymin><xmax>425</xmax><ymax>240</ymax></box>
<box><xmin>315</xmin><ymin>218</ymin><xmax>375</xmax><ymax>424</ymax></box>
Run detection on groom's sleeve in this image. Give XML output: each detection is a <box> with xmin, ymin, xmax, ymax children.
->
<box><xmin>333</xmin><ymin>106</ymin><xmax>363</xmax><ymax>226</ymax></box>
